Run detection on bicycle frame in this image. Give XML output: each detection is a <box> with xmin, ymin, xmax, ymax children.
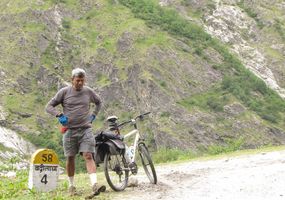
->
<box><xmin>123</xmin><ymin>127</ymin><xmax>140</xmax><ymax>163</ymax></box>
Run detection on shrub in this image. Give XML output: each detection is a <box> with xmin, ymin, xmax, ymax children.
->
<box><xmin>152</xmin><ymin>147</ymin><xmax>196</xmax><ymax>163</ymax></box>
<box><xmin>207</xmin><ymin>137</ymin><xmax>245</xmax><ymax>155</ymax></box>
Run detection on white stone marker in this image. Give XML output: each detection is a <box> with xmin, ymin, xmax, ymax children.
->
<box><xmin>28</xmin><ymin>149</ymin><xmax>59</xmax><ymax>192</ymax></box>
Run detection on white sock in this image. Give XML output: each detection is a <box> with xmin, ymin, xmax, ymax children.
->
<box><xmin>89</xmin><ymin>173</ymin><xmax>97</xmax><ymax>186</ymax></box>
<box><xmin>68</xmin><ymin>176</ymin><xmax>74</xmax><ymax>187</ymax></box>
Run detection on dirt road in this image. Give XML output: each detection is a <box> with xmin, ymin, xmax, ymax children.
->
<box><xmin>112</xmin><ymin>150</ymin><xmax>285</xmax><ymax>200</ymax></box>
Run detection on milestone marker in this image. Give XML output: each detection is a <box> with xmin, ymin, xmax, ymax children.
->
<box><xmin>28</xmin><ymin>149</ymin><xmax>59</xmax><ymax>192</ymax></box>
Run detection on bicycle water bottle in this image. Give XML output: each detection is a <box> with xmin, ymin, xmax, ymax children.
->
<box><xmin>127</xmin><ymin>146</ymin><xmax>137</xmax><ymax>174</ymax></box>
<box><xmin>128</xmin><ymin>146</ymin><xmax>135</xmax><ymax>161</ymax></box>
<box><xmin>124</xmin><ymin>145</ymin><xmax>131</xmax><ymax>163</ymax></box>
<box><xmin>125</xmin><ymin>145</ymin><xmax>134</xmax><ymax>163</ymax></box>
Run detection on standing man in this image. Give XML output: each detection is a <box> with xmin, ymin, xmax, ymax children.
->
<box><xmin>45</xmin><ymin>68</ymin><xmax>106</xmax><ymax>197</ymax></box>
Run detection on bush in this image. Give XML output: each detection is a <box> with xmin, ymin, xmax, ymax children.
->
<box><xmin>207</xmin><ymin>137</ymin><xmax>245</xmax><ymax>155</ymax></box>
<box><xmin>152</xmin><ymin>147</ymin><xmax>196</xmax><ymax>163</ymax></box>
<box><xmin>62</xmin><ymin>19</ymin><xmax>71</xmax><ymax>29</ymax></box>
<box><xmin>207</xmin><ymin>97</ymin><xmax>224</xmax><ymax>112</ymax></box>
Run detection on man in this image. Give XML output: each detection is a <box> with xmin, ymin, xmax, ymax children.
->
<box><xmin>45</xmin><ymin>68</ymin><xmax>106</xmax><ymax>197</ymax></box>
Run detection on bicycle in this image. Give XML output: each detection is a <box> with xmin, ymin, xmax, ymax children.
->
<box><xmin>94</xmin><ymin>112</ymin><xmax>157</xmax><ymax>191</ymax></box>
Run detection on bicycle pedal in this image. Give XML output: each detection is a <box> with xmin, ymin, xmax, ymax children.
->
<box><xmin>129</xmin><ymin>162</ymin><xmax>138</xmax><ymax>175</ymax></box>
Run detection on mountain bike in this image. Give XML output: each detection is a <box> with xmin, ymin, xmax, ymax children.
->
<box><xmin>95</xmin><ymin>112</ymin><xmax>157</xmax><ymax>191</ymax></box>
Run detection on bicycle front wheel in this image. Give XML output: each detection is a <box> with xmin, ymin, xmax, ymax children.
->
<box><xmin>104</xmin><ymin>152</ymin><xmax>129</xmax><ymax>191</ymax></box>
<box><xmin>138</xmin><ymin>144</ymin><xmax>157</xmax><ymax>184</ymax></box>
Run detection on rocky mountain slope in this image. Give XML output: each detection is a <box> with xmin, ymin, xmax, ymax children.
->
<box><xmin>0</xmin><ymin>0</ymin><xmax>285</xmax><ymax>161</ymax></box>
<box><xmin>168</xmin><ymin>0</ymin><xmax>285</xmax><ymax>97</ymax></box>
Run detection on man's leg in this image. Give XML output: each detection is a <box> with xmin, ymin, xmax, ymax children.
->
<box><xmin>63</xmin><ymin>129</ymin><xmax>79</xmax><ymax>195</ymax></box>
<box><xmin>66</xmin><ymin>156</ymin><xmax>77</xmax><ymax>195</ymax></box>
<box><xmin>82</xmin><ymin>152</ymin><xmax>96</xmax><ymax>173</ymax></box>
<box><xmin>66</xmin><ymin>156</ymin><xmax>76</xmax><ymax>177</ymax></box>
<box><xmin>82</xmin><ymin>152</ymin><xmax>97</xmax><ymax>185</ymax></box>
<box><xmin>82</xmin><ymin>152</ymin><xmax>106</xmax><ymax>197</ymax></box>
<box><xmin>80</xmin><ymin>128</ymin><xmax>106</xmax><ymax>197</ymax></box>
<box><xmin>80</xmin><ymin>129</ymin><xmax>97</xmax><ymax>183</ymax></box>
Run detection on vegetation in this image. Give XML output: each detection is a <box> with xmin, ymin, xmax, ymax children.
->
<box><xmin>152</xmin><ymin>147</ymin><xmax>196</xmax><ymax>163</ymax></box>
<box><xmin>0</xmin><ymin>170</ymin><xmax>109</xmax><ymax>200</ymax></box>
<box><xmin>152</xmin><ymin>137</ymin><xmax>245</xmax><ymax>163</ymax></box>
<box><xmin>206</xmin><ymin>137</ymin><xmax>245</xmax><ymax>155</ymax></box>
<box><xmin>178</xmin><ymin>87</ymin><xmax>230</xmax><ymax>112</ymax></box>
<box><xmin>237</xmin><ymin>0</ymin><xmax>264</xmax><ymax>29</ymax></box>
<box><xmin>222</xmin><ymin>74</ymin><xmax>285</xmax><ymax>123</ymax></box>
<box><xmin>273</xmin><ymin>19</ymin><xmax>285</xmax><ymax>42</ymax></box>
<box><xmin>118</xmin><ymin>0</ymin><xmax>285</xmax><ymax>125</ymax></box>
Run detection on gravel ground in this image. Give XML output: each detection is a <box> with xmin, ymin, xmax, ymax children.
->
<box><xmin>111</xmin><ymin>150</ymin><xmax>285</xmax><ymax>200</ymax></box>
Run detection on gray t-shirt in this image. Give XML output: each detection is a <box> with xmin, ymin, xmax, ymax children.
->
<box><xmin>45</xmin><ymin>85</ymin><xmax>102</xmax><ymax>128</ymax></box>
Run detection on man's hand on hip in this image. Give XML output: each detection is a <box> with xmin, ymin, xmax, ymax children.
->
<box><xmin>58</xmin><ymin>114</ymin><xmax>68</xmax><ymax>125</ymax></box>
<box><xmin>90</xmin><ymin>114</ymin><xmax>96</xmax><ymax>123</ymax></box>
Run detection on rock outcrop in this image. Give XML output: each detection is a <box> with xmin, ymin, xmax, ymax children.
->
<box><xmin>0</xmin><ymin>126</ymin><xmax>35</xmax><ymax>159</ymax></box>
<box><xmin>203</xmin><ymin>3</ymin><xmax>285</xmax><ymax>98</ymax></box>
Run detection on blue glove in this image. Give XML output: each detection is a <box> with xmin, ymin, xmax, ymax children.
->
<box><xmin>58</xmin><ymin>114</ymin><xmax>68</xmax><ymax>126</ymax></box>
<box><xmin>90</xmin><ymin>114</ymin><xmax>96</xmax><ymax>123</ymax></box>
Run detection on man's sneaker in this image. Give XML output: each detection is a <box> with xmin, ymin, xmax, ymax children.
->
<box><xmin>92</xmin><ymin>183</ymin><xmax>106</xmax><ymax>195</ymax></box>
<box><xmin>85</xmin><ymin>184</ymin><xmax>106</xmax><ymax>199</ymax></box>
<box><xmin>68</xmin><ymin>186</ymin><xmax>77</xmax><ymax>196</ymax></box>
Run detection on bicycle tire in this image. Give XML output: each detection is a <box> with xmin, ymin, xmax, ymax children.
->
<box><xmin>104</xmin><ymin>152</ymin><xmax>129</xmax><ymax>191</ymax></box>
<box><xmin>138</xmin><ymin>144</ymin><xmax>157</xmax><ymax>184</ymax></box>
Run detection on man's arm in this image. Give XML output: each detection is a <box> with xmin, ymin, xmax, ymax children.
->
<box><xmin>90</xmin><ymin>89</ymin><xmax>102</xmax><ymax>116</ymax></box>
<box><xmin>45</xmin><ymin>88</ymin><xmax>65</xmax><ymax>117</ymax></box>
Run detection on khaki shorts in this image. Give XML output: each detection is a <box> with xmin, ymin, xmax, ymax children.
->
<box><xmin>62</xmin><ymin>127</ymin><xmax>95</xmax><ymax>157</ymax></box>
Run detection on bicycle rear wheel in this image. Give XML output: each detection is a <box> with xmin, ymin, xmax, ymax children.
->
<box><xmin>104</xmin><ymin>152</ymin><xmax>129</xmax><ymax>191</ymax></box>
<box><xmin>138</xmin><ymin>144</ymin><xmax>157</xmax><ymax>184</ymax></box>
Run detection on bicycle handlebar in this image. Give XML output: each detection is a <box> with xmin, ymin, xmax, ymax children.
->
<box><xmin>118</xmin><ymin>112</ymin><xmax>151</xmax><ymax>128</ymax></box>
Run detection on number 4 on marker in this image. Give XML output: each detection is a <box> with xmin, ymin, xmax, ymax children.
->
<box><xmin>41</xmin><ymin>174</ymin><xmax>48</xmax><ymax>184</ymax></box>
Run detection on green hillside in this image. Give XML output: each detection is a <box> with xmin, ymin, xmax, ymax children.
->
<box><xmin>0</xmin><ymin>0</ymin><xmax>285</xmax><ymax>165</ymax></box>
